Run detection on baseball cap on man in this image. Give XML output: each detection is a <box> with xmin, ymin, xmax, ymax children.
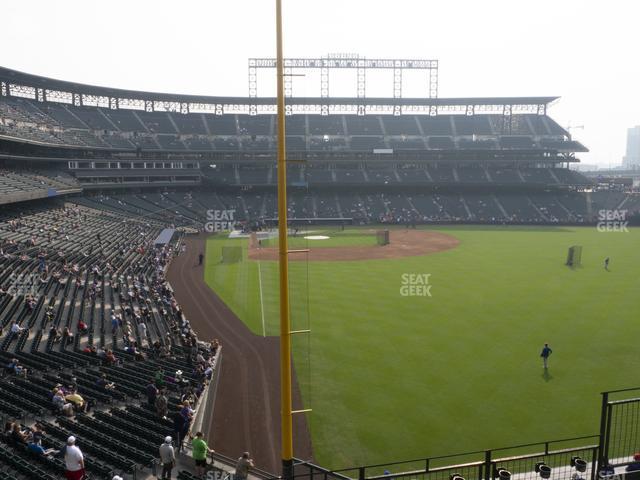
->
<box><xmin>67</xmin><ymin>436</ymin><xmax>76</xmax><ymax>444</ymax></box>
<box><xmin>165</xmin><ymin>436</ymin><xmax>172</xmax><ymax>444</ymax></box>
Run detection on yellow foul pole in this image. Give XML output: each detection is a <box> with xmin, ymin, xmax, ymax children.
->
<box><xmin>275</xmin><ymin>0</ymin><xmax>294</xmax><ymax>478</ymax></box>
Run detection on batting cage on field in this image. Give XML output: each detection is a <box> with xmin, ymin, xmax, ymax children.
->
<box><xmin>376</xmin><ymin>229</ymin><xmax>390</xmax><ymax>246</ymax></box>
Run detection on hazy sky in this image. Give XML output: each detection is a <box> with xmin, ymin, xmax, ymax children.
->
<box><xmin>3</xmin><ymin>0</ymin><xmax>639</xmax><ymax>167</ymax></box>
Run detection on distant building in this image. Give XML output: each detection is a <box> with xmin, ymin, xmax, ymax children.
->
<box><xmin>623</xmin><ymin>126</ymin><xmax>640</xmax><ymax>167</ymax></box>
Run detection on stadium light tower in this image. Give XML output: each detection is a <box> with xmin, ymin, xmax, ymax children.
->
<box><xmin>275</xmin><ymin>1</ymin><xmax>294</xmax><ymax>479</ymax></box>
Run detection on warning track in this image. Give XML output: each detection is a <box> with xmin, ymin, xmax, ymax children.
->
<box><xmin>167</xmin><ymin>235</ymin><xmax>313</xmax><ymax>473</ymax></box>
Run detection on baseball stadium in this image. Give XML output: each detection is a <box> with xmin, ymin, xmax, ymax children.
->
<box><xmin>1</xmin><ymin>14</ymin><xmax>640</xmax><ymax>480</ymax></box>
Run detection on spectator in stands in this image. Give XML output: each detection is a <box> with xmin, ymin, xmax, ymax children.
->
<box><xmin>68</xmin><ymin>377</ymin><xmax>79</xmax><ymax>392</ymax></box>
<box><xmin>155</xmin><ymin>389</ymin><xmax>169</xmax><ymax>419</ymax></box>
<box><xmin>180</xmin><ymin>400</ymin><xmax>194</xmax><ymax>424</ymax></box>
<box><xmin>44</xmin><ymin>306</ymin><xmax>54</xmax><ymax>325</ymax></box>
<box><xmin>123</xmin><ymin>321</ymin><xmax>133</xmax><ymax>342</ymax></box>
<box><xmin>152</xmin><ymin>340</ymin><xmax>163</xmax><ymax>358</ymax></box>
<box><xmin>195</xmin><ymin>351</ymin><xmax>206</xmax><ymax>365</ymax></box>
<box><xmin>147</xmin><ymin>378</ymin><xmax>159</xmax><ymax>406</ymax></box>
<box><xmin>172</xmin><ymin>409</ymin><xmax>188</xmax><ymax>454</ymax></box>
<box><xmin>52</xmin><ymin>388</ymin><xmax>74</xmax><ymax>416</ymax></box>
<box><xmin>96</xmin><ymin>373</ymin><xmax>115</xmax><ymax>390</ymax></box>
<box><xmin>180</xmin><ymin>387</ymin><xmax>197</xmax><ymax>405</ymax></box>
<box><xmin>50</xmin><ymin>325</ymin><xmax>61</xmax><ymax>343</ymax></box>
<box><xmin>155</xmin><ymin>367</ymin><xmax>166</xmax><ymax>388</ymax></box>
<box><xmin>137</xmin><ymin>320</ymin><xmax>148</xmax><ymax>346</ymax></box>
<box><xmin>174</xmin><ymin>369</ymin><xmax>186</xmax><ymax>386</ymax></box>
<box><xmin>192</xmin><ymin>431</ymin><xmax>214</xmax><ymax>477</ymax></box>
<box><xmin>10</xmin><ymin>423</ymin><xmax>28</xmax><ymax>445</ymax></box>
<box><xmin>62</xmin><ymin>326</ymin><xmax>74</xmax><ymax>346</ymax></box>
<box><xmin>3</xmin><ymin>421</ymin><xmax>14</xmax><ymax>437</ymax></box>
<box><xmin>28</xmin><ymin>438</ymin><xmax>57</xmax><ymax>456</ymax></box>
<box><xmin>30</xmin><ymin>423</ymin><xmax>45</xmax><ymax>444</ymax></box>
<box><xmin>77</xmin><ymin>319</ymin><xmax>88</xmax><ymax>334</ymax></box>
<box><xmin>111</xmin><ymin>314</ymin><xmax>119</xmax><ymax>334</ymax></box>
<box><xmin>105</xmin><ymin>349</ymin><xmax>117</xmax><ymax>365</ymax></box>
<box><xmin>134</xmin><ymin>343</ymin><xmax>146</xmax><ymax>361</ymax></box>
<box><xmin>203</xmin><ymin>363</ymin><xmax>214</xmax><ymax>382</ymax></box>
<box><xmin>65</xmin><ymin>389</ymin><xmax>87</xmax><ymax>413</ymax></box>
<box><xmin>158</xmin><ymin>436</ymin><xmax>175</xmax><ymax>479</ymax></box>
<box><xmin>166</xmin><ymin>330</ymin><xmax>175</xmax><ymax>347</ymax></box>
<box><xmin>82</xmin><ymin>345</ymin><xmax>97</xmax><ymax>355</ymax></box>
<box><xmin>5</xmin><ymin>358</ymin><xmax>25</xmax><ymax>376</ymax></box>
<box><xmin>10</xmin><ymin>320</ymin><xmax>24</xmax><ymax>335</ymax></box>
<box><xmin>63</xmin><ymin>436</ymin><xmax>85</xmax><ymax>480</ymax></box>
<box><xmin>189</xmin><ymin>337</ymin><xmax>199</xmax><ymax>363</ymax></box>
<box><xmin>25</xmin><ymin>296</ymin><xmax>36</xmax><ymax>312</ymax></box>
<box><xmin>209</xmin><ymin>338</ymin><xmax>221</xmax><ymax>354</ymax></box>
<box><xmin>235</xmin><ymin>451</ymin><xmax>255</xmax><ymax>480</ymax></box>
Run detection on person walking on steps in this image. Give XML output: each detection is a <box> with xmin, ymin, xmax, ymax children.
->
<box><xmin>158</xmin><ymin>436</ymin><xmax>175</xmax><ymax>480</ymax></box>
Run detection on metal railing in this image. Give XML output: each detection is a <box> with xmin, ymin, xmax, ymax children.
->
<box><xmin>600</xmin><ymin>387</ymin><xmax>640</xmax><ymax>468</ymax></box>
<box><xmin>275</xmin><ymin>436</ymin><xmax>600</xmax><ymax>480</ymax></box>
<box><xmin>273</xmin><ymin>386</ymin><xmax>640</xmax><ymax>480</ymax></box>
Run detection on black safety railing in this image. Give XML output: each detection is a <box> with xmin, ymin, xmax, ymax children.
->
<box><xmin>263</xmin><ymin>388</ymin><xmax>640</xmax><ymax>480</ymax></box>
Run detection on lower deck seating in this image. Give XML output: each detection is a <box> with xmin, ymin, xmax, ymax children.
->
<box><xmin>0</xmin><ymin>199</ymin><xmax>222</xmax><ymax>478</ymax></box>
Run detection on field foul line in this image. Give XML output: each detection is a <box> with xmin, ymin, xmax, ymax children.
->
<box><xmin>257</xmin><ymin>260</ymin><xmax>266</xmax><ymax>337</ymax></box>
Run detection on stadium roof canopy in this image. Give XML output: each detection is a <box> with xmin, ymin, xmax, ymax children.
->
<box><xmin>0</xmin><ymin>66</ymin><xmax>558</xmax><ymax>113</ymax></box>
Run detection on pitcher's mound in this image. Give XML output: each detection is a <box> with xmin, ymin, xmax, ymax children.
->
<box><xmin>249</xmin><ymin>230</ymin><xmax>459</xmax><ymax>262</ymax></box>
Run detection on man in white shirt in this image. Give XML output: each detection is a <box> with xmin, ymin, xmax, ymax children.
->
<box><xmin>137</xmin><ymin>321</ymin><xmax>148</xmax><ymax>346</ymax></box>
<box><xmin>10</xmin><ymin>321</ymin><xmax>24</xmax><ymax>335</ymax></box>
<box><xmin>63</xmin><ymin>436</ymin><xmax>85</xmax><ymax>480</ymax></box>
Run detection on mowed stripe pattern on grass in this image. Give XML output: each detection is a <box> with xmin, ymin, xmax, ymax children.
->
<box><xmin>204</xmin><ymin>226</ymin><xmax>640</xmax><ymax>469</ymax></box>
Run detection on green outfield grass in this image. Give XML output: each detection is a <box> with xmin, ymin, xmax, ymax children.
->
<box><xmin>204</xmin><ymin>226</ymin><xmax>640</xmax><ymax>468</ymax></box>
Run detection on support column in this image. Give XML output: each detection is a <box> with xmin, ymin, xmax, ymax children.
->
<box><xmin>276</xmin><ymin>1</ymin><xmax>294</xmax><ymax>479</ymax></box>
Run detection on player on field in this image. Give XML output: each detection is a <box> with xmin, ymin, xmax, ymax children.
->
<box><xmin>604</xmin><ymin>257</ymin><xmax>610</xmax><ymax>271</ymax></box>
<box><xmin>540</xmin><ymin>343</ymin><xmax>553</xmax><ymax>369</ymax></box>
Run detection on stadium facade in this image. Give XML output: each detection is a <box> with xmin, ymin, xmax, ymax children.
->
<box><xmin>1</xmin><ymin>66</ymin><xmax>640</xmax><ymax>479</ymax></box>
<box><xmin>2</xmin><ymin>65</ymin><xmax>634</xmax><ymax>227</ymax></box>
